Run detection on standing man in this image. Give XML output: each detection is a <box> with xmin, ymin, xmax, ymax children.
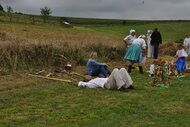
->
<box><xmin>151</xmin><ymin>28</ymin><xmax>162</xmax><ymax>59</ymax></box>
<box><xmin>123</xmin><ymin>29</ymin><xmax>136</xmax><ymax>47</ymax></box>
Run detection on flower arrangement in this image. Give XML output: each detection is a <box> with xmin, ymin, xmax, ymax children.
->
<box><xmin>146</xmin><ymin>58</ymin><xmax>176</xmax><ymax>88</ymax></box>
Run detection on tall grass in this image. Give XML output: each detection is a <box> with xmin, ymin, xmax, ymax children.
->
<box><xmin>0</xmin><ymin>23</ymin><xmax>125</xmax><ymax>72</ymax></box>
<box><xmin>0</xmin><ymin>22</ymin><xmax>188</xmax><ymax>72</ymax></box>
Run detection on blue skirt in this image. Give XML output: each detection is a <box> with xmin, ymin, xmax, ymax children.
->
<box><xmin>176</xmin><ymin>57</ymin><xmax>186</xmax><ymax>71</ymax></box>
<box><xmin>124</xmin><ymin>44</ymin><xmax>142</xmax><ymax>62</ymax></box>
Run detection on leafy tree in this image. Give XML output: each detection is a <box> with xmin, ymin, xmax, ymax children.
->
<box><xmin>40</xmin><ymin>6</ymin><xmax>52</xmax><ymax>23</ymax></box>
<box><xmin>7</xmin><ymin>6</ymin><xmax>13</xmax><ymax>22</ymax></box>
<box><xmin>0</xmin><ymin>4</ymin><xmax>4</xmax><ymax>11</ymax></box>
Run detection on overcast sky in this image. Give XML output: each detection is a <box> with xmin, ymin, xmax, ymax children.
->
<box><xmin>1</xmin><ymin>0</ymin><xmax>190</xmax><ymax>20</ymax></box>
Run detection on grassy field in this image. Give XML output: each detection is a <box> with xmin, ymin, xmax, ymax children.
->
<box><xmin>1</xmin><ymin>11</ymin><xmax>190</xmax><ymax>26</ymax></box>
<box><xmin>0</xmin><ymin>60</ymin><xmax>190</xmax><ymax>127</ymax></box>
<box><xmin>1</xmin><ymin>21</ymin><xmax>190</xmax><ymax>71</ymax></box>
<box><xmin>86</xmin><ymin>22</ymin><xmax>190</xmax><ymax>42</ymax></box>
<box><xmin>0</xmin><ymin>18</ymin><xmax>190</xmax><ymax>126</ymax></box>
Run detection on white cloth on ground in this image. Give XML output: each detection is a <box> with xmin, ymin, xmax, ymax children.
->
<box><xmin>149</xmin><ymin>64</ymin><xmax>155</xmax><ymax>75</ymax></box>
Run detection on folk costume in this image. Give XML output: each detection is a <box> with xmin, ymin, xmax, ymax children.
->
<box><xmin>147</xmin><ymin>30</ymin><xmax>154</xmax><ymax>58</ymax></box>
<box><xmin>124</xmin><ymin>35</ymin><xmax>147</xmax><ymax>73</ymax></box>
<box><xmin>183</xmin><ymin>37</ymin><xmax>190</xmax><ymax>54</ymax></box>
<box><xmin>123</xmin><ymin>29</ymin><xmax>136</xmax><ymax>46</ymax></box>
<box><xmin>176</xmin><ymin>49</ymin><xmax>188</xmax><ymax>72</ymax></box>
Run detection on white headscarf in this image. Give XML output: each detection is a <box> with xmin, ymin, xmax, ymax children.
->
<box><xmin>138</xmin><ymin>35</ymin><xmax>146</xmax><ymax>38</ymax></box>
<box><xmin>130</xmin><ymin>29</ymin><xmax>135</xmax><ymax>34</ymax></box>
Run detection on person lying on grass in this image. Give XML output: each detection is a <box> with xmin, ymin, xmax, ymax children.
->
<box><xmin>79</xmin><ymin>68</ymin><xmax>134</xmax><ymax>92</ymax></box>
<box><xmin>86</xmin><ymin>51</ymin><xmax>111</xmax><ymax>78</ymax></box>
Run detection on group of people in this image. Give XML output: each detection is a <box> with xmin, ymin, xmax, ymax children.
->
<box><xmin>123</xmin><ymin>28</ymin><xmax>162</xmax><ymax>74</ymax></box>
<box><xmin>79</xmin><ymin>51</ymin><xmax>134</xmax><ymax>92</ymax></box>
<box><xmin>77</xmin><ymin>28</ymin><xmax>189</xmax><ymax>92</ymax></box>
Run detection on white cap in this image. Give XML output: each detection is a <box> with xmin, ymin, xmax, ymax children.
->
<box><xmin>130</xmin><ymin>29</ymin><xmax>136</xmax><ymax>34</ymax></box>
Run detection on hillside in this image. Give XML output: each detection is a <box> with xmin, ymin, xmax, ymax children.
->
<box><xmin>0</xmin><ymin>20</ymin><xmax>190</xmax><ymax>71</ymax></box>
<box><xmin>1</xmin><ymin>11</ymin><xmax>190</xmax><ymax>26</ymax></box>
<box><xmin>1</xmin><ymin>11</ymin><xmax>190</xmax><ymax>127</ymax></box>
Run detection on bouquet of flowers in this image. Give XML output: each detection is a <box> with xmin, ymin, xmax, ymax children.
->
<box><xmin>147</xmin><ymin>58</ymin><xmax>173</xmax><ymax>88</ymax></box>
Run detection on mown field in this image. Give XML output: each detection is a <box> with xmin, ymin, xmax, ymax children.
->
<box><xmin>0</xmin><ymin>16</ymin><xmax>190</xmax><ymax>126</ymax></box>
<box><xmin>0</xmin><ymin>62</ymin><xmax>190</xmax><ymax>127</ymax></box>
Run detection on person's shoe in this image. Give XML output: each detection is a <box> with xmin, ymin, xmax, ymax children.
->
<box><xmin>118</xmin><ymin>87</ymin><xmax>128</xmax><ymax>92</ymax></box>
<box><xmin>127</xmin><ymin>85</ymin><xmax>135</xmax><ymax>89</ymax></box>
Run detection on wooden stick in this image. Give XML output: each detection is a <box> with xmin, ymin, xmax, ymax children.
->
<box><xmin>28</xmin><ymin>74</ymin><xmax>72</xmax><ymax>83</ymax></box>
<box><xmin>35</xmin><ymin>70</ymin><xmax>45</xmax><ymax>75</ymax></box>
<box><xmin>46</xmin><ymin>73</ymin><xmax>53</xmax><ymax>77</ymax></box>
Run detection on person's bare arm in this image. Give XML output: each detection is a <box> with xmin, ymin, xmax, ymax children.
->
<box><xmin>123</xmin><ymin>40</ymin><xmax>129</xmax><ymax>47</ymax></box>
<box><xmin>142</xmin><ymin>48</ymin><xmax>147</xmax><ymax>57</ymax></box>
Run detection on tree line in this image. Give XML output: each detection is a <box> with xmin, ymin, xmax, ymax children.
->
<box><xmin>0</xmin><ymin>4</ymin><xmax>60</xmax><ymax>24</ymax></box>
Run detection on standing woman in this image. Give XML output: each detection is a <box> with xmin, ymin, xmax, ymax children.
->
<box><xmin>183</xmin><ymin>34</ymin><xmax>190</xmax><ymax>54</ymax></box>
<box><xmin>124</xmin><ymin>35</ymin><xmax>147</xmax><ymax>74</ymax></box>
<box><xmin>123</xmin><ymin>29</ymin><xmax>136</xmax><ymax>47</ymax></box>
<box><xmin>147</xmin><ymin>30</ymin><xmax>154</xmax><ymax>58</ymax></box>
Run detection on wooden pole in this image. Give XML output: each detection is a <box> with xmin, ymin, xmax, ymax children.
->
<box><xmin>28</xmin><ymin>74</ymin><xmax>72</xmax><ymax>83</ymax></box>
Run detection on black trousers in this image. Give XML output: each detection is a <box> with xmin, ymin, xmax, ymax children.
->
<box><xmin>153</xmin><ymin>45</ymin><xmax>159</xmax><ymax>59</ymax></box>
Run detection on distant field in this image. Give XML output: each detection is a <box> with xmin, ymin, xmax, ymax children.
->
<box><xmin>1</xmin><ymin>11</ymin><xmax>190</xmax><ymax>26</ymax></box>
<box><xmin>85</xmin><ymin>22</ymin><xmax>190</xmax><ymax>42</ymax></box>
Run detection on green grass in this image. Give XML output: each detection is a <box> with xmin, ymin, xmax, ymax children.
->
<box><xmin>0</xmin><ymin>65</ymin><xmax>190</xmax><ymax>127</ymax></box>
<box><xmin>85</xmin><ymin>22</ymin><xmax>190</xmax><ymax>42</ymax></box>
<box><xmin>0</xmin><ymin>11</ymin><xmax>190</xmax><ymax>126</ymax></box>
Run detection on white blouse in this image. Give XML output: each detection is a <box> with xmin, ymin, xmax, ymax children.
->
<box><xmin>176</xmin><ymin>49</ymin><xmax>188</xmax><ymax>57</ymax></box>
<box><xmin>133</xmin><ymin>38</ymin><xmax>147</xmax><ymax>49</ymax></box>
<box><xmin>123</xmin><ymin>35</ymin><xmax>136</xmax><ymax>45</ymax></box>
<box><xmin>78</xmin><ymin>78</ymin><xmax>108</xmax><ymax>88</ymax></box>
